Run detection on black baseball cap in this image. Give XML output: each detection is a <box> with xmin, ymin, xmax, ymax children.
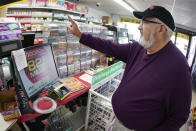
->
<box><xmin>133</xmin><ymin>6</ymin><xmax>175</xmax><ymax>31</ymax></box>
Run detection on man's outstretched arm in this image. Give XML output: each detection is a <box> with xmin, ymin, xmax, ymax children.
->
<box><xmin>67</xmin><ymin>15</ymin><xmax>132</xmax><ymax>63</ymax></box>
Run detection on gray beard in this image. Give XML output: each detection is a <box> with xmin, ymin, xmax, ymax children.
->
<box><xmin>139</xmin><ymin>27</ymin><xmax>156</xmax><ymax>49</ymax></box>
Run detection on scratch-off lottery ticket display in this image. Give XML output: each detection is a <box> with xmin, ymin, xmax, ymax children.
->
<box><xmin>19</xmin><ymin>45</ymin><xmax>59</xmax><ymax>98</ymax></box>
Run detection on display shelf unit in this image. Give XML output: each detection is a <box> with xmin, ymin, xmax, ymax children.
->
<box><xmin>7</xmin><ymin>15</ymin><xmax>52</xmax><ymax>18</ymax></box>
<box><xmin>6</xmin><ymin>6</ymin><xmax>87</xmax><ymax>34</ymax></box>
<box><xmin>42</xmin><ymin>22</ymin><xmax>108</xmax><ymax>78</ymax></box>
<box><xmin>85</xmin><ymin>61</ymin><xmax>124</xmax><ymax>131</ymax></box>
<box><xmin>7</xmin><ymin>6</ymin><xmax>85</xmax><ymax>15</ymax></box>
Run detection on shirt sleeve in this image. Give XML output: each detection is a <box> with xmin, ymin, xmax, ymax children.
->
<box><xmin>79</xmin><ymin>33</ymin><xmax>131</xmax><ymax>63</ymax></box>
<box><xmin>153</xmin><ymin>66</ymin><xmax>192</xmax><ymax>131</ymax></box>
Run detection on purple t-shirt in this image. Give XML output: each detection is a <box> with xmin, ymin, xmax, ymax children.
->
<box><xmin>80</xmin><ymin>33</ymin><xmax>192</xmax><ymax>131</ymax></box>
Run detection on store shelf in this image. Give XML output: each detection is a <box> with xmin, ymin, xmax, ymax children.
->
<box><xmin>22</xmin><ymin>31</ymin><xmax>43</xmax><ymax>33</ymax></box>
<box><xmin>22</xmin><ymin>32</ymin><xmax>36</xmax><ymax>35</ymax></box>
<box><xmin>21</xmin><ymin>22</ymin><xmax>45</xmax><ymax>24</ymax></box>
<box><xmin>20</xmin><ymin>22</ymin><xmax>31</xmax><ymax>24</ymax></box>
<box><xmin>90</xmin><ymin>21</ymin><xmax>102</xmax><ymax>25</ymax></box>
<box><xmin>8</xmin><ymin>6</ymin><xmax>85</xmax><ymax>15</ymax></box>
<box><xmin>7</xmin><ymin>15</ymin><xmax>52</xmax><ymax>18</ymax></box>
<box><xmin>17</xmin><ymin>72</ymin><xmax>91</xmax><ymax>123</ymax></box>
<box><xmin>7</xmin><ymin>15</ymin><xmax>32</xmax><ymax>18</ymax></box>
<box><xmin>53</xmin><ymin>17</ymin><xmax>86</xmax><ymax>23</ymax></box>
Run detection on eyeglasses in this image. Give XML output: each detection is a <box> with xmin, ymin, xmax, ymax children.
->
<box><xmin>140</xmin><ymin>19</ymin><xmax>161</xmax><ymax>26</ymax></box>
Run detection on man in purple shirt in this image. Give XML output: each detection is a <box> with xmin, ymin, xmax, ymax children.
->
<box><xmin>67</xmin><ymin>6</ymin><xmax>192</xmax><ymax>131</ymax></box>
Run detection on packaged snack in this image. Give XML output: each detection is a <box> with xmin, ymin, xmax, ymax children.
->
<box><xmin>0</xmin><ymin>90</ymin><xmax>21</xmax><ymax>121</ymax></box>
<box><xmin>3</xmin><ymin>102</ymin><xmax>17</xmax><ymax>110</ymax></box>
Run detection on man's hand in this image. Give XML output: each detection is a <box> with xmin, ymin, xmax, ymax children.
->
<box><xmin>67</xmin><ymin>15</ymin><xmax>82</xmax><ymax>38</ymax></box>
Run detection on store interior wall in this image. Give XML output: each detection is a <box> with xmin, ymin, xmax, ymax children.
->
<box><xmin>111</xmin><ymin>14</ymin><xmax>133</xmax><ymax>27</ymax></box>
<box><xmin>86</xmin><ymin>6</ymin><xmax>111</xmax><ymax>23</ymax></box>
<box><xmin>0</xmin><ymin>7</ymin><xmax>7</xmax><ymax>17</ymax></box>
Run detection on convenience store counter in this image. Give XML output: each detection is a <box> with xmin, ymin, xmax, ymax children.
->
<box><xmin>0</xmin><ymin>114</ymin><xmax>17</xmax><ymax>131</ymax></box>
<box><xmin>18</xmin><ymin>72</ymin><xmax>91</xmax><ymax>123</ymax></box>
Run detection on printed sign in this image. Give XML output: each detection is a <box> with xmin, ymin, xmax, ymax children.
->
<box><xmin>120</xmin><ymin>18</ymin><xmax>141</xmax><ymax>24</ymax></box>
<box><xmin>177</xmin><ymin>33</ymin><xmax>189</xmax><ymax>40</ymax></box>
<box><xmin>18</xmin><ymin>45</ymin><xmax>58</xmax><ymax>98</ymax></box>
<box><xmin>75</xmin><ymin>4</ymin><xmax>88</xmax><ymax>13</ymax></box>
<box><xmin>92</xmin><ymin>61</ymin><xmax>123</xmax><ymax>86</ymax></box>
<box><xmin>24</xmin><ymin>47</ymin><xmax>49</xmax><ymax>83</ymax></box>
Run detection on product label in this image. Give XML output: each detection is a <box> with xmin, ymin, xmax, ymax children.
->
<box><xmin>0</xmin><ymin>23</ymin><xmax>22</xmax><ymax>41</ymax></box>
<box><xmin>1</xmin><ymin>109</ymin><xmax>21</xmax><ymax>121</ymax></box>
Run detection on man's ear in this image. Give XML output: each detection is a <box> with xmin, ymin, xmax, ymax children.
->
<box><xmin>159</xmin><ymin>25</ymin><xmax>166</xmax><ymax>33</ymax></box>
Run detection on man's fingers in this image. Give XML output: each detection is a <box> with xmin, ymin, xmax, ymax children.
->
<box><xmin>67</xmin><ymin>15</ymin><xmax>75</xmax><ymax>25</ymax></box>
<box><xmin>67</xmin><ymin>26</ymin><xmax>71</xmax><ymax>31</ymax></box>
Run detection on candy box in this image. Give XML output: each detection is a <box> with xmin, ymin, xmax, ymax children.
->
<box><xmin>0</xmin><ymin>90</ymin><xmax>21</xmax><ymax>121</ymax></box>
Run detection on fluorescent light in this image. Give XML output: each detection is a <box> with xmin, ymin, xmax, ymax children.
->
<box><xmin>113</xmin><ymin>0</ymin><xmax>134</xmax><ymax>13</ymax></box>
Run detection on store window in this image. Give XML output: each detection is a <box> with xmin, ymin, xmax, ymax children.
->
<box><xmin>171</xmin><ymin>32</ymin><xmax>176</xmax><ymax>44</ymax></box>
<box><xmin>175</xmin><ymin>33</ymin><xmax>189</xmax><ymax>56</ymax></box>
<box><xmin>188</xmin><ymin>36</ymin><xmax>196</xmax><ymax>66</ymax></box>
<box><xmin>118</xmin><ymin>18</ymin><xmax>140</xmax><ymax>42</ymax></box>
<box><xmin>126</xmin><ymin>23</ymin><xmax>140</xmax><ymax>42</ymax></box>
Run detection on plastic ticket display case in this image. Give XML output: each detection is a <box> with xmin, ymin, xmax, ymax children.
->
<box><xmin>85</xmin><ymin>61</ymin><xmax>124</xmax><ymax>131</ymax></box>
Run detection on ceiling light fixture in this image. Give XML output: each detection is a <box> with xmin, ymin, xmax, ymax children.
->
<box><xmin>113</xmin><ymin>0</ymin><xmax>135</xmax><ymax>13</ymax></box>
